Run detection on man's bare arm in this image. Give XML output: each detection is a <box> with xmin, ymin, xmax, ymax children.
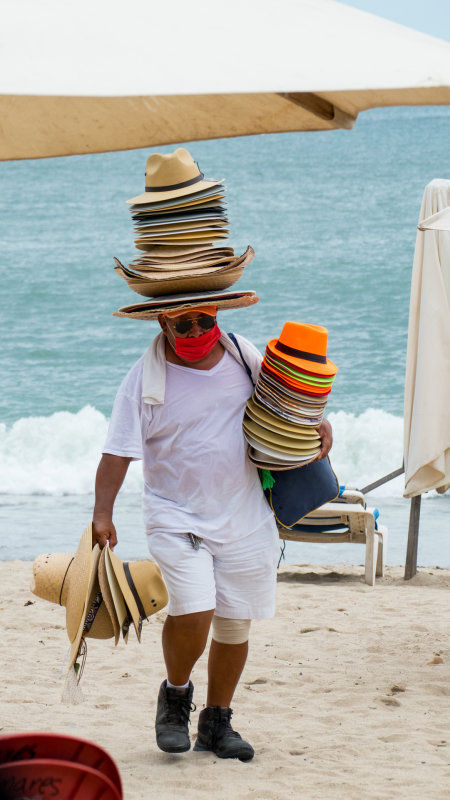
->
<box><xmin>92</xmin><ymin>453</ymin><xmax>132</xmax><ymax>549</ymax></box>
<box><xmin>316</xmin><ymin>418</ymin><xmax>333</xmax><ymax>460</ymax></box>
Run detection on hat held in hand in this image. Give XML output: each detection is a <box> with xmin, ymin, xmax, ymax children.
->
<box><xmin>31</xmin><ymin>523</ymin><xmax>168</xmax><ymax>698</ymax></box>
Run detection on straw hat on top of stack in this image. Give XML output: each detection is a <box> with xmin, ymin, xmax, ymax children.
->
<box><xmin>243</xmin><ymin>322</ymin><xmax>338</xmax><ymax>470</ymax></box>
<box><xmin>114</xmin><ymin>148</ymin><xmax>255</xmax><ymax>301</ymax></box>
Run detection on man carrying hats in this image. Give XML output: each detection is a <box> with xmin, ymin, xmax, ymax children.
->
<box><xmin>92</xmin><ymin>303</ymin><xmax>332</xmax><ymax>762</ymax></box>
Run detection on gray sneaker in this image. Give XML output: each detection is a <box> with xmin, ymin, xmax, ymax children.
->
<box><xmin>194</xmin><ymin>706</ymin><xmax>254</xmax><ymax>761</ymax></box>
<box><xmin>155</xmin><ymin>680</ymin><xmax>195</xmax><ymax>753</ymax></box>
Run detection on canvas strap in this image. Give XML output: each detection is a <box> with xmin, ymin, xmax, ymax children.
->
<box><xmin>228</xmin><ymin>332</ymin><xmax>256</xmax><ymax>387</ymax></box>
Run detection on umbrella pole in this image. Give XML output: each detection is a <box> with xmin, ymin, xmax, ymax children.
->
<box><xmin>404</xmin><ymin>495</ymin><xmax>421</xmax><ymax>580</ymax></box>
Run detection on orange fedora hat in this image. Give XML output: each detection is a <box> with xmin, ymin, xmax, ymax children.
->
<box><xmin>267</xmin><ymin>322</ymin><xmax>337</xmax><ymax>377</ymax></box>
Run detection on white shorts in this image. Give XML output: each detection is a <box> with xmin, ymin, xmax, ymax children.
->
<box><xmin>146</xmin><ymin>520</ymin><xmax>280</xmax><ymax>619</ymax></box>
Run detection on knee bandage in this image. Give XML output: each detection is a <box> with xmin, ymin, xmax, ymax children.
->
<box><xmin>212</xmin><ymin>616</ymin><xmax>251</xmax><ymax>645</ymax></box>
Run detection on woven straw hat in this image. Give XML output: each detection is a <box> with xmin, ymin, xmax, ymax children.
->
<box><xmin>126</xmin><ymin>148</ymin><xmax>223</xmax><ymax>205</ymax></box>
<box><xmin>31</xmin><ymin>552</ymin><xmax>74</xmax><ymax>606</ymax></box>
<box><xmin>246</xmin><ymin>396</ymin><xmax>321</xmax><ymax>438</ymax></box>
<box><xmin>31</xmin><ymin>547</ymin><xmax>114</xmax><ymax>648</ymax></box>
<box><xmin>31</xmin><ymin>524</ymin><xmax>98</xmax><ymax>642</ymax></box>
<box><xmin>113</xmin><ymin>289</ymin><xmax>258</xmax><ymax>320</ymax></box>
<box><xmin>114</xmin><ymin>262</ymin><xmax>244</xmax><ymax>298</ymax></box>
<box><xmin>113</xmin><ymin>246</ymin><xmax>254</xmax><ymax>298</ymax></box>
<box><xmin>98</xmin><ymin>548</ymin><xmax>121</xmax><ymax>646</ymax></box>
<box><xmin>107</xmin><ymin>549</ymin><xmax>168</xmax><ymax>642</ymax></box>
<box><xmin>67</xmin><ymin>545</ymin><xmax>115</xmax><ymax>670</ymax></box>
<box><xmin>31</xmin><ymin>524</ymin><xmax>168</xmax><ymax>671</ymax></box>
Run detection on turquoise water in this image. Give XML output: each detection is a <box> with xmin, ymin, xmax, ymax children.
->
<box><xmin>1</xmin><ymin>106</ymin><xmax>449</xmax><ymax>564</ymax></box>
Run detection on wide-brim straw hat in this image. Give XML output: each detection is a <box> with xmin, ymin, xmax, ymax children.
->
<box><xmin>124</xmin><ymin>246</ymin><xmax>253</xmax><ymax>275</ymax></box>
<box><xmin>254</xmin><ymin>393</ymin><xmax>324</xmax><ymax>427</ymax></box>
<box><xmin>30</xmin><ymin>524</ymin><xmax>98</xmax><ymax>643</ymax></box>
<box><xmin>113</xmin><ymin>289</ymin><xmax>258</xmax><ymax>320</ymax></box>
<box><xmin>131</xmin><ymin>245</ymin><xmax>235</xmax><ymax>265</ymax></box>
<box><xmin>31</xmin><ymin>542</ymin><xmax>114</xmax><ymax>656</ymax></box>
<box><xmin>68</xmin><ymin>544</ymin><xmax>113</xmax><ymax>670</ymax></box>
<box><xmin>126</xmin><ymin>148</ymin><xmax>223</xmax><ymax>205</ymax></box>
<box><xmin>106</xmin><ymin>549</ymin><xmax>168</xmax><ymax>642</ymax></box>
<box><xmin>267</xmin><ymin>322</ymin><xmax>337</xmax><ymax>377</ymax></box>
<box><xmin>247</xmin><ymin>447</ymin><xmax>317</xmax><ymax>470</ymax></box>
<box><xmin>113</xmin><ymin>246</ymin><xmax>254</xmax><ymax>298</ymax></box>
<box><xmin>31</xmin><ymin>524</ymin><xmax>168</xmax><ymax>670</ymax></box>
<box><xmin>255</xmin><ymin>378</ymin><xmax>327</xmax><ymax>415</ymax></box>
<box><xmin>245</xmin><ymin>396</ymin><xmax>322</xmax><ymax>439</ymax></box>
<box><xmin>243</xmin><ymin>417</ymin><xmax>321</xmax><ymax>455</ymax></box>
<box><xmin>114</xmin><ymin>268</ymin><xmax>243</xmax><ymax>299</ymax></box>
<box><xmin>98</xmin><ymin>547</ymin><xmax>121</xmax><ymax>645</ymax></box>
<box><xmin>243</xmin><ymin>431</ymin><xmax>319</xmax><ymax>462</ymax></box>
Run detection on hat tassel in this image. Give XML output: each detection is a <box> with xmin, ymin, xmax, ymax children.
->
<box><xmin>260</xmin><ymin>469</ymin><xmax>275</xmax><ymax>490</ymax></box>
<box><xmin>61</xmin><ymin>640</ymin><xmax>87</xmax><ymax>705</ymax></box>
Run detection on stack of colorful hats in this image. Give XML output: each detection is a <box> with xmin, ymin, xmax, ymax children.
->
<box><xmin>113</xmin><ymin>148</ymin><xmax>255</xmax><ymax>303</ymax></box>
<box><xmin>243</xmin><ymin>322</ymin><xmax>338</xmax><ymax>469</ymax></box>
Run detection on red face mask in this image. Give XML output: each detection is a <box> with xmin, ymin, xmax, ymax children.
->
<box><xmin>174</xmin><ymin>323</ymin><xmax>221</xmax><ymax>362</ymax></box>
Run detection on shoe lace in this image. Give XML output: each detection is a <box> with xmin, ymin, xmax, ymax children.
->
<box><xmin>166</xmin><ymin>691</ymin><xmax>196</xmax><ymax>726</ymax></box>
<box><xmin>214</xmin><ymin>708</ymin><xmax>241</xmax><ymax>743</ymax></box>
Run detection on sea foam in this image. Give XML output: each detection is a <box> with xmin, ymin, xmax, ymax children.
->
<box><xmin>0</xmin><ymin>405</ymin><xmax>141</xmax><ymax>495</ymax></box>
<box><xmin>0</xmin><ymin>405</ymin><xmax>404</xmax><ymax>497</ymax></box>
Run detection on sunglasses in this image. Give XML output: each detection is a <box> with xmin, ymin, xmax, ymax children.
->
<box><xmin>171</xmin><ymin>315</ymin><xmax>216</xmax><ymax>334</ymax></box>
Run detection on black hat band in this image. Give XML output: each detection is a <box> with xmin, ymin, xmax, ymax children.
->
<box><xmin>276</xmin><ymin>340</ymin><xmax>327</xmax><ymax>364</ymax></box>
<box><xmin>145</xmin><ymin>172</ymin><xmax>204</xmax><ymax>192</ymax></box>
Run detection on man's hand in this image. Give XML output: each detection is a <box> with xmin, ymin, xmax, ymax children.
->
<box><xmin>316</xmin><ymin>418</ymin><xmax>333</xmax><ymax>460</ymax></box>
<box><xmin>92</xmin><ymin>512</ymin><xmax>118</xmax><ymax>550</ymax></box>
<box><xmin>91</xmin><ymin>454</ymin><xmax>132</xmax><ymax>551</ymax></box>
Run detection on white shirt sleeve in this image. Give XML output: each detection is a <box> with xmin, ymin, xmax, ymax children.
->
<box><xmin>102</xmin><ymin>356</ymin><xmax>148</xmax><ymax>460</ymax></box>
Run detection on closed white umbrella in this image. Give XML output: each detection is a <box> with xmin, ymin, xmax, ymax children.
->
<box><xmin>419</xmin><ymin>206</ymin><xmax>450</xmax><ymax>232</ymax></box>
<box><xmin>402</xmin><ymin>180</ymin><xmax>450</xmax><ymax>578</ymax></box>
<box><xmin>1</xmin><ymin>0</ymin><xmax>450</xmax><ymax>159</ymax></box>
<box><xmin>403</xmin><ymin>180</ymin><xmax>450</xmax><ymax>499</ymax></box>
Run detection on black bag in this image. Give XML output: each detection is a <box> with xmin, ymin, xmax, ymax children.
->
<box><xmin>263</xmin><ymin>457</ymin><xmax>339</xmax><ymax>528</ymax></box>
<box><xmin>228</xmin><ymin>332</ymin><xmax>339</xmax><ymax>529</ymax></box>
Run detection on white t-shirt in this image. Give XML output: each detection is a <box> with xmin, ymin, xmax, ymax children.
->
<box><xmin>103</xmin><ymin>347</ymin><xmax>275</xmax><ymax>542</ymax></box>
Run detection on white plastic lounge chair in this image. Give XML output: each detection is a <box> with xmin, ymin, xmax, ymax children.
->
<box><xmin>278</xmin><ymin>489</ymin><xmax>388</xmax><ymax>586</ymax></box>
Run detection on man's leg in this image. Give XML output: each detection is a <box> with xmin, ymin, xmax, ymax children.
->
<box><xmin>155</xmin><ymin>609</ymin><xmax>214</xmax><ymax>754</ymax></box>
<box><xmin>206</xmin><ymin>639</ymin><xmax>248</xmax><ymax>707</ymax></box>
<box><xmin>163</xmin><ymin>609</ymin><xmax>214</xmax><ymax>684</ymax></box>
<box><xmin>194</xmin><ymin>618</ymin><xmax>254</xmax><ymax>761</ymax></box>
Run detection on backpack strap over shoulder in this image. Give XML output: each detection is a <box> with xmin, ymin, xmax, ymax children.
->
<box><xmin>228</xmin><ymin>332</ymin><xmax>256</xmax><ymax>387</ymax></box>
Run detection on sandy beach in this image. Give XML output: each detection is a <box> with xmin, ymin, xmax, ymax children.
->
<box><xmin>1</xmin><ymin>560</ymin><xmax>450</xmax><ymax>799</ymax></box>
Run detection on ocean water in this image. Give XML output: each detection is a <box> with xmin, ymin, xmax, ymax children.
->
<box><xmin>1</xmin><ymin>106</ymin><xmax>449</xmax><ymax>566</ymax></box>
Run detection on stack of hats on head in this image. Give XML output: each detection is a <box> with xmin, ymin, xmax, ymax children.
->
<box><xmin>113</xmin><ymin>148</ymin><xmax>257</xmax><ymax>312</ymax></box>
<box><xmin>31</xmin><ymin>524</ymin><xmax>168</xmax><ymax>696</ymax></box>
<box><xmin>243</xmin><ymin>322</ymin><xmax>338</xmax><ymax>470</ymax></box>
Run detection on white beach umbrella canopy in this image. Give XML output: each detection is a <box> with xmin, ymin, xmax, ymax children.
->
<box><xmin>1</xmin><ymin>0</ymin><xmax>450</xmax><ymax>159</ymax></box>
